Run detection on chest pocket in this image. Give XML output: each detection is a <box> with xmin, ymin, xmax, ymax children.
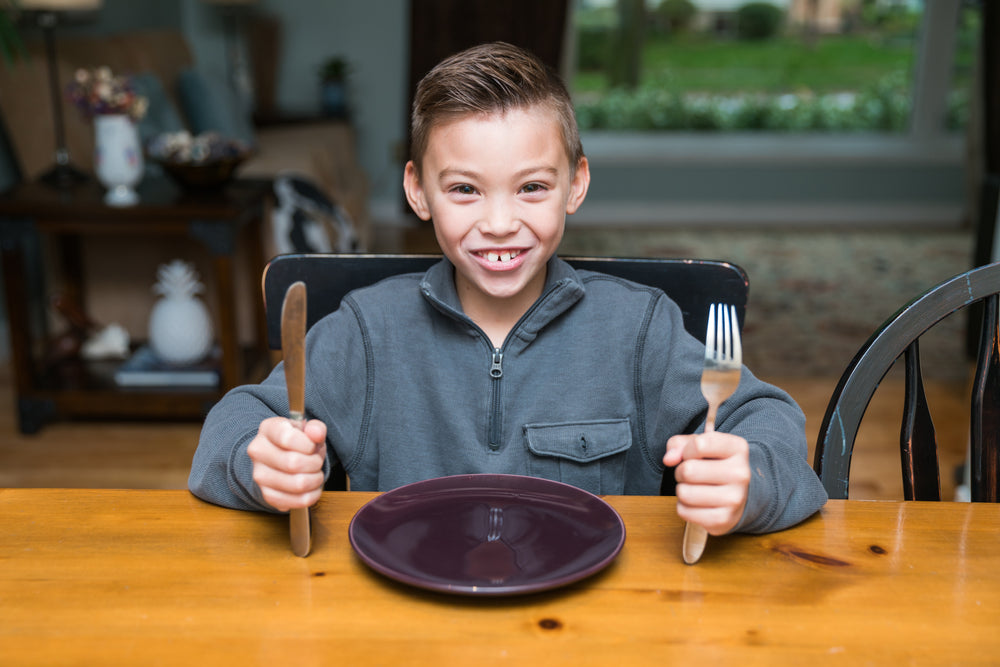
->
<box><xmin>523</xmin><ymin>418</ymin><xmax>632</xmax><ymax>495</ymax></box>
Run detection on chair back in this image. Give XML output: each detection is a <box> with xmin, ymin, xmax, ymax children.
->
<box><xmin>814</xmin><ymin>262</ymin><xmax>1000</xmax><ymax>501</ymax></box>
<box><xmin>262</xmin><ymin>254</ymin><xmax>749</xmax><ymax>349</ymax></box>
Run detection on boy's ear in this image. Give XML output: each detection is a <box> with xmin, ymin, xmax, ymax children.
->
<box><xmin>403</xmin><ymin>161</ymin><xmax>432</xmax><ymax>221</ymax></box>
<box><xmin>565</xmin><ymin>157</ymin><xmax>590</xmax><ymax>215</ymax></box>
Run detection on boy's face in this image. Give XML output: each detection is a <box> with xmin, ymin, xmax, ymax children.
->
<box><xmin>404</xmin><ymin>106</ymin><xmax>590</xmax><ymax>320</ymax></box>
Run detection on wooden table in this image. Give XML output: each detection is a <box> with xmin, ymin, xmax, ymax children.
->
<box><xmin>1</xmin><ymin>490</ymin><xmax>997</xmax><ymax>665</ymax></box>
<box><xmin>0</xmin><ymin>178</ymin><xmax>270</xmax><ymax>433</ymax></box>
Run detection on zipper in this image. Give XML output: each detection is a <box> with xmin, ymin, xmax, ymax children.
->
<box><xmin>479</xmin><ymin>279</ymin><xmax>571</xmax><ymax>452</ymax></box>
<box><xmin>421</xmin><ymin>276</ymin><xmax>570</xmax><ymax>453</ymax></box>
<box><xmin>488</xmin><ymin>347</ymin><xmax>504</xmax><ymax>451</ymax></box>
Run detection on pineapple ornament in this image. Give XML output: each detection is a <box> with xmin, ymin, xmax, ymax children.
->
<box><xmin>148</xmin><ymin>260</ymin><xmax>214</xmax><ymax>365</ymax></box>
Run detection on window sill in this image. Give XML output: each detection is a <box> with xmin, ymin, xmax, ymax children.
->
<box><xmin>581</xmin><ymin>131</ymin><xmax>965</xmax><ymax>166</ymax></box>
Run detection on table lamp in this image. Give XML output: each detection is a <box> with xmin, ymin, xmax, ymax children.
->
<box><xmin>18</xmin><ymin>0</ymin><xmax>103</xmax><ymax>188</ymax></box>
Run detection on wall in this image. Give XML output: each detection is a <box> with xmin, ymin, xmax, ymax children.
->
<box><xmin>174</xmin><ymin>0</ymin><xmax>409</xmax><ymax>218</ymax></box>
<box><xmin>183</xmin><ymin>0</ymin><xmax>409</xmax><ymax>222</ymax></box>
<box><xmin>183</xmin><ymin>0</ymin><xmax>409</xmax><ymax>207</ymax></box>
<box><xmin>252</xmin><ymin>0</ymin><xmax>409</xmax><ymax>211</ymax></box>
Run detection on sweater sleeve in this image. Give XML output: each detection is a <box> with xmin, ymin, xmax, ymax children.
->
<box><xmin>642</xmin><ymin>294</ymin><xmax>827</xmax><ymax>534</ymax></box>
<box><xmin>187</xmin><ymin>378</ymin><xmax>293</xmax><ymax>512</ymax></box>
<box><xmin>188</xmin><ymin>304</ymin><xmax>370</xmax><ymax>512</ymax></box>
<box><xmin>719</xmin><ymin>374</ymin><xmax>829</xmax><ymax>534</ymax></box>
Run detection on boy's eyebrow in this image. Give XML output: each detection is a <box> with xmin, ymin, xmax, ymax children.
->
<box><xmin>437</xmin><ymin>165</ymin><xmax>560</xmax><ymax>183</ymax></box>
<box><xmin>437</xmin><ymin>168</ymin><xmax>479</xmax><ymax>182</ymax></box>
<box><xmin>515</xmin><ymin>166</ymin><xmax>560</xmax><ymax>180</ymax></box>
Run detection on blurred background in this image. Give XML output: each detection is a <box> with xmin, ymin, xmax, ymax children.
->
<box><xmin>0</xmin><ymin>0</ymin><xmax>984</xmax><ymax>226</ymax></box>
<box><xmin>0</xmin><ymin>0</ymin><xmax>990</xmax><ymax>499</ymax></box>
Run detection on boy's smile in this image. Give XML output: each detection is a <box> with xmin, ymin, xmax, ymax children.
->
<box><xmin>473</xmin><ymin>248</ymin><xmax>525</xmax><ymax>270</ymax></box>
<box><xmin>404</xmin><ymin>106</ymin><xmax>590</xmax><ymax>342</ymax></box>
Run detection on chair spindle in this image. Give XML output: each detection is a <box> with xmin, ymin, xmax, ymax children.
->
<box><xmin>971</xmin><ymin>293</ymin><xmax>1000</xmax><ymax>502</ymax></box>
<box><xmin>901</xmin><ymin>340</ymin><xmax>940</xmax><ymax>500</ymax></box>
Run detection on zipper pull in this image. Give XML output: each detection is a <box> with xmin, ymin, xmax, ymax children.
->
<box><xmin>490</xmin><ymin>348</ymin><xmax>503</xmax><ymax>379</ymax></box>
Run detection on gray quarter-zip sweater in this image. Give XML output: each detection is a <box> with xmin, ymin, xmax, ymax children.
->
<box><xmin>189</xmin><ymin>257</ymin><xmax>827</xmax><ymax>534</ymax></box>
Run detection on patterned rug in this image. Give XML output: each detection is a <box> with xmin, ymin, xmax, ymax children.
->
<box><xmin>558</xmin><ymin>226</ymin><xmax>976</xmax><ymax>380</ymax></box>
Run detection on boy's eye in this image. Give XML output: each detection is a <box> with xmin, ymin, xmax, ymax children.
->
<box><xmin>521</xmin><ymin>182</ymin><xmax>549</xmax><ymax>195</ymax></box>
<box><xmin>451</xmin><ymin>184</ymin><xmax>477</xmax><ymax>196</ymax></box>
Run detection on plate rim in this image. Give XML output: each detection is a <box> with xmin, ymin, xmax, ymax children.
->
<box><xmin>348</xmin><ymin>473</ymin><xmax>626</xmax><ymax>596</ymax></box>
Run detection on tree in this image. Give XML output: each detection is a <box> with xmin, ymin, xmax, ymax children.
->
<box><xmin>609</xmin><ymin>0</ymin><xmax>644</xmax><ymax>90</ymax></box>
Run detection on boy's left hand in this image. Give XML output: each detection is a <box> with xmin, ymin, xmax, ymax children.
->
<box><xmin>663</xmin><ymin>432</ymin><xmax>750</xmax><ymax>536</ymax></box>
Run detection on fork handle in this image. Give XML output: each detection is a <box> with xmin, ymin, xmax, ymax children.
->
<box><xmin>681</xmin><ymin>418</ymin><xmax>715</xmax><ymax>564</ymax></box>
<box><xmin>682</xmin><ymin>522</ymin><xmax>709</xmax><ymax>564</ymax></box>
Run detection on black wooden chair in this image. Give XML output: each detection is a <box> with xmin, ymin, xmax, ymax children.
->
<box><xmin>262</xmin><ymin>253</ymin><xmax>750</xmax><ymax>492</ymax></box>
<box><xmin>814</xmin><ymin>262</ymin><xmax>1000</xmax><ymax>502</ymax></box>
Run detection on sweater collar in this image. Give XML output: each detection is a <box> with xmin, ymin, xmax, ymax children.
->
<box><xmin>419</xmin><ymin>256</ymin><xmax>586</xmax><ymax>340</ymax></box>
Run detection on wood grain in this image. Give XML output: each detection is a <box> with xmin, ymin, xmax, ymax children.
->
<box><xmin>1</xmin><ymin>489</ymin><xmax>997</xmax><ymax>665</ymax></box>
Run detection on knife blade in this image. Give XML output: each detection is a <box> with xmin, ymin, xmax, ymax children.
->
<box><xmin>281</xmin><ymin>281</ymin><xmax>312</xmax><ymax>557</ymax></box>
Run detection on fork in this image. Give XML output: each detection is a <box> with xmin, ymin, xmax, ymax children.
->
<box><xmin>682</xmin><ymin>303</ymin><xmax>743</xmax><ymax>565</ymax></box>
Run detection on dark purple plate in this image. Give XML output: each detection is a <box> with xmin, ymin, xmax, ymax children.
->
<box><xmin>348</xmin><ymin>474</ymin><xmax>626</xmax><ymax>596</ymax></box>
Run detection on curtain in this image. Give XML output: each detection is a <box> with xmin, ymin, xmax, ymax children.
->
<box><xmin>405</xmin><ymin>0</ymin><xmax>570</xmax><ymax>172</ymax></box>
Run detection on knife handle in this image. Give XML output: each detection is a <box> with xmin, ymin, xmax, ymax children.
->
<box><xmin>290</xmin><ymin>508</ymin><xmax>311</xmax><ymax>557</ymax></box>
<box><xmin>287</xmin><ymin>410</ymin><xmax>312</xmax><ymax>557</ymax></box>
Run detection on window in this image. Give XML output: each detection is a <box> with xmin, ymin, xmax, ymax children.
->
<box><xmin>569</xmin><ymin>0</ymin><xmax>976</xmax><ymax>135</ymax></box>
<box><xmin>565</xmin><ymin>0</ymin><xmax>978</xmax><ymax>227</ymax></box>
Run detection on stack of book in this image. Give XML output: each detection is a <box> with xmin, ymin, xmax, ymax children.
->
<box><xmin>114</xmin><ymin>345</ymin><xmax>220</xmax><ymax>388</ymax></box>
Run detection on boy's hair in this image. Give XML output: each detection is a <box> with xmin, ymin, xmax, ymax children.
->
<box><xmin>410</xmin><ymin>41</ymin><xmax>584</xmax><ymax>176</ymax></box>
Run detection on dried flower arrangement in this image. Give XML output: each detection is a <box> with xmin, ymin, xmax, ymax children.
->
<box><xmin>147</xmin><ymin>131</ymin><xmax>253</xmax><ymax>190</ymax></box>
<box><xmin>65</xmin><ymin>67</ymin><xmax>148</xmax><ymax>121</ymax></box>
<box><xmin>147</xmin><ymin>131</ymin><xmax>251</xmax><ymax>165</ymax></box>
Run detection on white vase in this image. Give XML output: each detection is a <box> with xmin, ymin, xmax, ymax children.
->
<box><xmin>94</xmin><ymin>114</ymin><xmax>143</xmax><ymax>207</ymax></box>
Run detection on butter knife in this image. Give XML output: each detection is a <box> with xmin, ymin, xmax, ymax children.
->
<box><xmin>281</xmin><ymin>281</ymin><xmax>312</xmax><ymax>557</ymax></box>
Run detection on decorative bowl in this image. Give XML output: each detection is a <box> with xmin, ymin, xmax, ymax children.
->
<box><xmin>154</xmin><ymin>156</ymin><xmax>247</xmax><ymax>190</ymax></box>
<box><xmin>147</xmin><ymin>131</ymin><xmax>253</xmax><ymax>191</ymax></box>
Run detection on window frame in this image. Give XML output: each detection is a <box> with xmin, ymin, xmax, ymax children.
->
<box><xmin>567</xmin><ymin>1</ymin><xmax>971</xmax><ymax>228</ymax></box>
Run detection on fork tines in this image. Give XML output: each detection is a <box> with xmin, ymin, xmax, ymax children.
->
<box><xmin>706</xmin><ymin>303</ymin><xmax>741</xmax><ymax>364</ymax></box>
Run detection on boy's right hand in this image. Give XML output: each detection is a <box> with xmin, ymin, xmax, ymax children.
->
<box><xmin>247</xmin><ymin>417</ymin><xmax>327</xmax><ymax>512</ymax></box>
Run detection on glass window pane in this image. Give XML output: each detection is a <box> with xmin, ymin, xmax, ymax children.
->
<box><xmin>949</xmin><ymin>3</ymin><xmax>980</xmax><ymax>131</ymax></box>
<box><xmin>570</xmin><ymin>0</ymin><xmax>970</xmax><ymax>134</ymax></box>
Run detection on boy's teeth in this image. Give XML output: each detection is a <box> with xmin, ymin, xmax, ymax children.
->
<box><xmin>484</xmin><ymin>250</ymin><xmax>518</xmax><ymax>263</ymax></box>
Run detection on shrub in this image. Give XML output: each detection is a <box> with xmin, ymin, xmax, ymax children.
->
<box><xmin>654</xmin><ymin>0</ymin><xmax>697</xmax><ymax>34</ymax></box>
<box><xmin>577</xmin><ymin>26</ymin><xmax>614</xmax><ymax>71</ymax></box>
<box><xmin>572</xmin><ymin>71</ymin><xmax>919</xmax><ymax>133</ymax></box>
<box><xmin>736</xmin><ymin>2</ymin><xmax>784</xmax><ymax>40</ymax></box>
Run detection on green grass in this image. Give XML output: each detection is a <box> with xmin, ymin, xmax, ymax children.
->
<box><xmin>568</xmin><ymin>10</ymin><xmax>980</xmax><ymax>133</ymax></box>
<box><xmin>573</xmin><ymin>34</ymin><xmax>918</xmax><ymax>95</ymax></box>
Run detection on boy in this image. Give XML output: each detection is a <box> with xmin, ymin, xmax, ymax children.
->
<box><xmin>190</xmin><ymin>42</ymin><xmax>826</xmax><ymax>536</ymax></box>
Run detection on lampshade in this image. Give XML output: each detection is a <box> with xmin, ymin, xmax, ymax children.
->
<box><xmin>17</xmin><ymin>0</ymin><xmax>102</xmax><ymax>9</ymax></box>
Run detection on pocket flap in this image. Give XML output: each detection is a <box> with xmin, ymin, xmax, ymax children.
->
<box><xmin>524</xmin><ymin>419</ymin><xmax>632</xmax><ymax>463</ymax></box>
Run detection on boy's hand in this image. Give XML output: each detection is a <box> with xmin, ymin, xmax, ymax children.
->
<box><xmin>663</xmin><ymin>432</ymin><xmax>750</xmax><ymax>535</ymax></box>
<box><xmin>247</xmin><ymin>417</ymin><xmax>327</xmax><ymax>512</ymax></box>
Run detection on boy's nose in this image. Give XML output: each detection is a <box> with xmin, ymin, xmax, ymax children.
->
<box><xmin>479</xmin><ymin>199</ymin><xmax>520</xmax><ymax>236</ymax></box>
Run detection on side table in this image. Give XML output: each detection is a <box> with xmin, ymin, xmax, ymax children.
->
<box><xmin>0</xmin><ymin>178</ymin><xmax>271</xmax><ymax>433</ymax></box>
